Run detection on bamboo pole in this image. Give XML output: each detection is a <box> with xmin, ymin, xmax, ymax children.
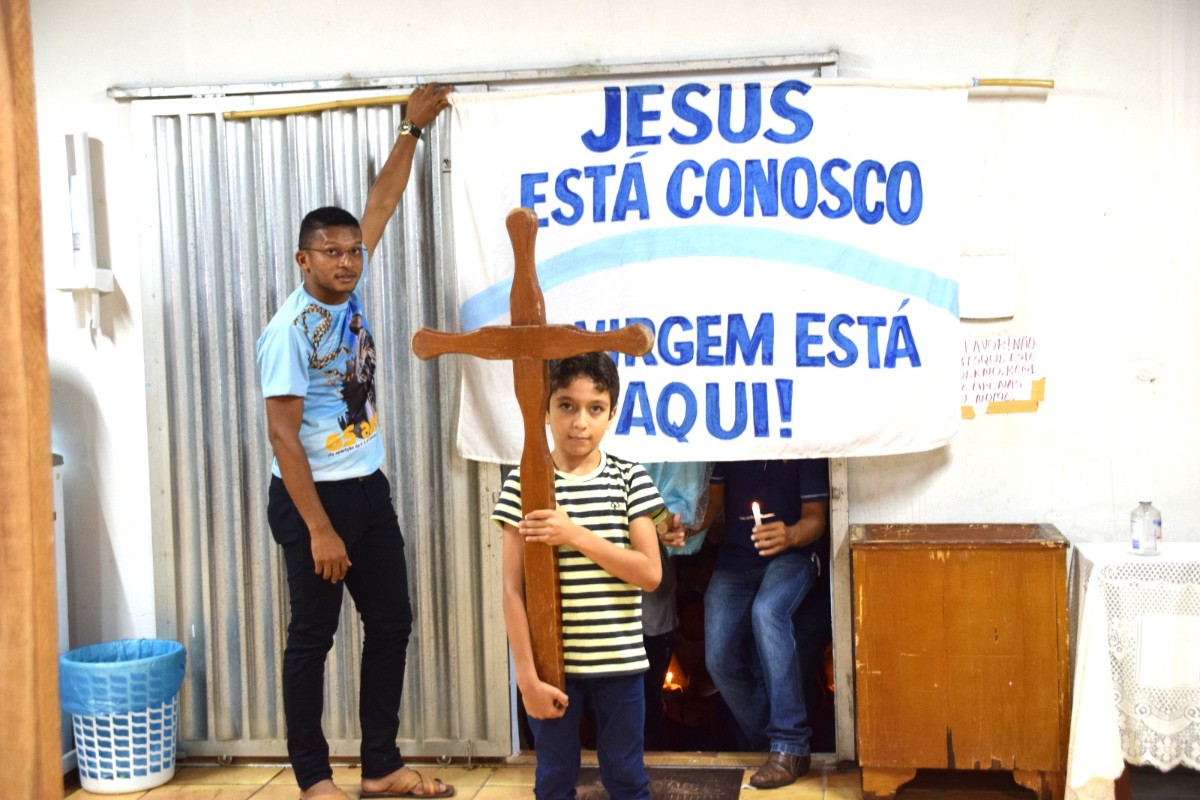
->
<box><xmin>216</xmin><ymin>77</ymin><xmax>1054</xmax><ymax>124</ymax></box>
<box><xmin>223</xmin><ymin>93</ymin><xmax>410</xmax><ymax>121</ymax></box>
<box><xmin>973</xmin><ymin>78</ymin><xmax>1055</xmax><ymax>89</ymax></box>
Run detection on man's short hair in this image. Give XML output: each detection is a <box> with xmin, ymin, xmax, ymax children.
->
<box><xmin>548</xmin><ymin>352</ymin><xmax>620</xmax><ymax>410</ymax></box>
<box><xmin>298</xmin><ymin>206</ymin><xmax>361</xmax><ymax>250</ymax></box>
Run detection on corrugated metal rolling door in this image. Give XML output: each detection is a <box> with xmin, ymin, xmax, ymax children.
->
<box><xmin>140</xmin><ymin>95</ymin><xmax>510</xmax><ymax>760</ymax></box>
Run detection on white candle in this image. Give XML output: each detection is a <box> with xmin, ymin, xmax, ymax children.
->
<box><xmin>752</xmin><ymin>501</ymin><xmax>763</xmax><ymax>528</ymax></box>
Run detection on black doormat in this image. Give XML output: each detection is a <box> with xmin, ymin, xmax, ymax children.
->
<box><xmin>577</xmin><ymin>766</ymin><xmax>744</xmax><ymax>800</ymax></box>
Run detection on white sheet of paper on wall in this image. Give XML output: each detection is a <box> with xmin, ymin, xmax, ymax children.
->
<box><xmin>957</xmin><ymin>254</ymin><xmax>1017</xmax><ymax>320</ymax></box>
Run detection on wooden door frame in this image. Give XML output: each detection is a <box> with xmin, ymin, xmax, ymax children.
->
<box><xmin>0</xmin><ymin>0</ymin><xmax>61</xmax><ymax>795</ymax></box>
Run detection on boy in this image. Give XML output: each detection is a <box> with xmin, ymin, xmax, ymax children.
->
<box><xmin>256</xmin><ymin>83</ymin><xmax>454</xmax><ymax>800</ymax></box>
<box><xmin>491</xmin><ymin>352</ymin><xmax>672</xmax><ymax>800</ymax></box>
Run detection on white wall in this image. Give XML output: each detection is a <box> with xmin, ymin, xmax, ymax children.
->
<box><xmin>32</xmin><ymin>0</ymin><xmax>1200</xmax><ymax>644</ymax></box>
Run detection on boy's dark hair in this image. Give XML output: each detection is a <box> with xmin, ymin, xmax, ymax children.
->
<box><xmin>298</xmin><ymin>206</ymin><xmax>361</xmax><ymax>249</ymax></box>
<box><xmin>548</xmin><ymin>352</ymin><xmax>620</xmax><ymax>410</ymax></box>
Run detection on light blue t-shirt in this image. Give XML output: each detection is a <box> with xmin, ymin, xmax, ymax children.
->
<box><xmin>256</xmin><ymin>259</ymin><xmax>383</xmax><ymax>481</ymax></box>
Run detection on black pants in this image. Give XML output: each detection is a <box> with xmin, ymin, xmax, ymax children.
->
<box><xmin>267</xmin><ymin>471</ymin><xmax>413</xmax><ymax>791</ymax></box>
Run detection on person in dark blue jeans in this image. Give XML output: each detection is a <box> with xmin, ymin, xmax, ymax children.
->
<box><xmin>692</xmin><ymin>459</ymin><xmax>829</xmax><ymax>789</ymax></box>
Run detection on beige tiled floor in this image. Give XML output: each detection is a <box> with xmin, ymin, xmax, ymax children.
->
<box><xmin>63</xmin><ymin>754</ymin><xmax>861</xmax><ymax>799</ymax></box>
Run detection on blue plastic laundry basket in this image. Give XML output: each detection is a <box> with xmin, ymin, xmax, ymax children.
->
<box><xmin>60</xmin><ymin>639</ymin><xmax>186</xmax><ymax>794</ymax></box>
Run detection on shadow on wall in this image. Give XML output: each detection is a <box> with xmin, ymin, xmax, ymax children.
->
<box><xmin>50</xmin><ymin>369</ymin><xmax>132</xmax><ymax>648</ymax></box>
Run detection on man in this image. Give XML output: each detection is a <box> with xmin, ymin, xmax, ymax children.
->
<box><xmin>693</xmin><ymin>458</ymin><xmax>830</xmax><ymax>789</ymax></box>
<box><xmin>256</xmin><ymin>82</ymin><xmax>453</xmax><ymax>800</ymax></box>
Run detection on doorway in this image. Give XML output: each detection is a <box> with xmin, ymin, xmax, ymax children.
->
<box><xmin>650</xmin><ymin>518</ymin><xmax>836</xmax><ymax>754</ymax></box>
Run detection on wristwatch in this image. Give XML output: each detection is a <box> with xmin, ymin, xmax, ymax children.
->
<box><xmin>398</xmin><ymin>119</ymin><xmax>422</xmax><ymax>140</ymax></box>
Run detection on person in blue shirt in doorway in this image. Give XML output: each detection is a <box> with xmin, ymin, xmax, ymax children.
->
<box><xmin>690</xmin><ymin>458</ymin><xmax>830</xmax><ymax>789</ymax></box>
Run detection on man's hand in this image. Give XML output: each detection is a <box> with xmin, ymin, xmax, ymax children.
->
<box><xmin>521</xmin><ymin>680</ymin><xmax>569</xmax><ymax>720</ymax></box>
<box><xmin>404</xmin><ymin>82</ymin><xmax>452</xmax><ymax>129</ymax></box>
<box><xmin>309</xmin><ymin>525</ymin><xmax>351</xmax><ymax>583</ymax></box>
<box><xmin>518</xmin><ymin>507</ymin><xmax>580</xmax><ymax>548</ymax></box>
<box><xmin>751</xmin><ymin>500</ymin><xmax>826</xmax><ymax>557</ymax></box>
<box><xmin>751</xmin><ymin>520</ymin><xmax>801</xmax><ymax>558</ymax></box>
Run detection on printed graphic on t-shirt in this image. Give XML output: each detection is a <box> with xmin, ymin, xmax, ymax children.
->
<box><xmin>339</xmin><ymin>311</ymin><xmax>377</xmax><ymax>436</ymax></box>
<box><xmin>294</xmin><ymin>302</ymin><xmax>379</xmax><ymax>455</ymax></box>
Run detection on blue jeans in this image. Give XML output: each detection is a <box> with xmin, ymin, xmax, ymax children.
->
<box><xmin>704</xmin><ymin>550</ymin><xmax>819</xmax><ymax>756</ymax></box>
<box><xmin>527</xmin><ymin>673</ymin><xmax>650</xmax><ymax>800</ymax></box>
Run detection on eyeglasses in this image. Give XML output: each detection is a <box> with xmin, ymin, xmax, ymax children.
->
<box><xmin>302</xmin><ymin>246</ymin><xmax>364</xmax><ymax>261</ymax></box>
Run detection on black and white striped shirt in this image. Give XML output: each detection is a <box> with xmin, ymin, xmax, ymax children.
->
<box><xmin>492</xmin><ymin>452</ymin><xmax>666</xmax><ymax>677</ymax></box>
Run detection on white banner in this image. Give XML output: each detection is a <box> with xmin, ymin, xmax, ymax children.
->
<box><xmin>446</xmin><ymin>80</ymin><xmax>967</xmax><ymax>463</ymax></box>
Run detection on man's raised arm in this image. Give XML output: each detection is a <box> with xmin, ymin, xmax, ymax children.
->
<box><xmin>359</xmin><ymin>82</ymin><xmax>452</xmax><ymax>254</ymax></box>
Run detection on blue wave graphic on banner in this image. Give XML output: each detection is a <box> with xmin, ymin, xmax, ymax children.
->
<box><xmin>459</xmin><ymin>226</ymin><xmax>959</xmax><ymax>331</ymax></box>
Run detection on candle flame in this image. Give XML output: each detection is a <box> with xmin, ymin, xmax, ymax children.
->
<box><xmin>662</xmin><ymin>654</ymin><xmax>687</xmax><ymax>689</ymax></box>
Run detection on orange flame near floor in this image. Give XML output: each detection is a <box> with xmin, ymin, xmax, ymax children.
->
<box><xmin>662</xmin><ymin>654</ymin><xmax>687</xmax><ymax>691</ymax></box>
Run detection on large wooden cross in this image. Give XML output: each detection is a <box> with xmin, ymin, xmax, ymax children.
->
<box><xmin>412</xmin><ymin>207</ymin><xmax>652</xmax><ymax>689</ymax></box>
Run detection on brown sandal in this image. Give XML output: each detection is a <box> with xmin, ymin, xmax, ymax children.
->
<box><xmin>361</xmin><ymin>767</ymin><xmax>456</xmax><ymax>798</ymax></box>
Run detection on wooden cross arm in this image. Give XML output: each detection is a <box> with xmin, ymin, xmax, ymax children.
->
<box><xmin>411</xmin><ymin>322</ymin><xmax>653</xmax><ymax>362</ymax></box>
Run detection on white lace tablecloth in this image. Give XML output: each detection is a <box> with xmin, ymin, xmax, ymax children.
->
<box><xmin>1066</xmin><ymin>542</ymin><xmax>1200</xmax><ymax>800</ymax></box>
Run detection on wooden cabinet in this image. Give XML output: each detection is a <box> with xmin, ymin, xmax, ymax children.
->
<box><xmin>850</xmin><ymin>524</ymin><xmax>1070</xmax><ymax>800</ymax></box>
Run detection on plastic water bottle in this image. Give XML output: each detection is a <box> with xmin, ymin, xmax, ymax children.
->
<box><xmin>1130</xmin><ymin>499</ymin><xmax>1162</xmax><ymax>556</ymax></box>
